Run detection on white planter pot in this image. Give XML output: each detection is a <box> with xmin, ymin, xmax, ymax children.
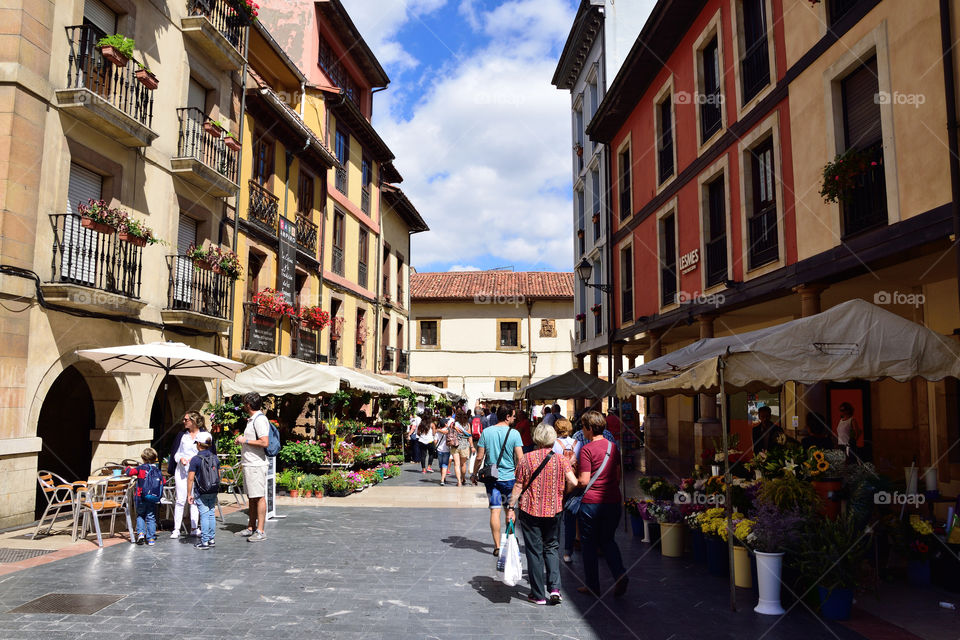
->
<box><xmin>754</xmin><ymin>551</ymin><xmax>786</xmax><ymax>615</ymax></box>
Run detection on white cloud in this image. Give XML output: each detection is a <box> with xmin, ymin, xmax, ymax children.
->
<box><xmin>340</xmin><ymin>0</ymin><xmax>447</xmax><ymax>71</ymax></box>
<box><xmin>372</xmin><ymin>0</ymin><xmax>578</xmax><ymax>272</ymax></box>
<box><xmin>448</xmin><ymin>265</ymin><xmax>482</xmax><ymax>272</ymax></box>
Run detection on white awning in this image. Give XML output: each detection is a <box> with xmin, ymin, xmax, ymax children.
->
<box><xmin>221</xmin><ymin>356</ymin><xmax>340</xmax><ymax>396</ymax></box>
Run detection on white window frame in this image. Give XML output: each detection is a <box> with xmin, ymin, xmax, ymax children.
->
<box><xmin>697</xmin><ymin>154</ymin><xmax>732</xmax><ymax>294</ymax></box>
<box><xmin>655</xmin><ymin>197</ymin><xmax>680</xmax><ymax>311</ymax></box>
<box><xmin>692</xmin><ymin>9</ymin><xmax>727</xmax><ymax>152</ymax></box>
<box><xmin>737</xmin><ymin>112</ymin><xmax>785</xmax><ymax>281</ymax></box>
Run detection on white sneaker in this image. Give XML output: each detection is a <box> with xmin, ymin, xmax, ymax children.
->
<box><xmin>169</xmin><ymin>531</ymin><xmax>179</xmax><ymax>539</ymax></box>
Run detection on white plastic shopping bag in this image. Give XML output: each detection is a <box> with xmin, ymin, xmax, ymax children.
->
<box><xmin>496</xmin><ymin>528</ymin><xmax>509</xmax><ymax>572</ymax></box>
<box><xmin>502</xmin><ymin>523</ymin><xmax>523</xmax><ymax>587</ymax></box>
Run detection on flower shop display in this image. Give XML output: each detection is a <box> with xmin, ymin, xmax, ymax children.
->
<box><xmin>96</xmin><ymin>34</ymin><xmax>134</xmax><ymax>67</ymax></box>
<box><xmin>252</xmin><ymin>287</ymin><xmax>289</xmax><ymax>318</ymax></box>
<box><xmin>805</xmin><ymin>447</ymin><xmax>846</xmax><ymax>520</ymax></box>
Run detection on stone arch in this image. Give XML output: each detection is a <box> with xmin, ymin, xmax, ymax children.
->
<box><xmin>149</xmin><ymin>375</ymin><xmax>214</xmax><ymax>457</ymax></box>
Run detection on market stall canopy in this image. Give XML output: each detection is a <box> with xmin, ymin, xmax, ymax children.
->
<box><xmin>77</xmin><ymin>341</ymin><xmax>244</xmax><ymax>379</ymax></box>
<box><xmin>221</xmin><ymin>356</ymin><xmax>340</xmax><ymax>396</ymax></box>
<box><xmin>514</xmin><ymin>369</ymin><xmax>614</xmax><ymax>401</ymax></box>
<box><xmin>370</xmin><ymin>373</ymin><xmax>442</xmax><ymax>397</ymax></box>
<box><xmin>476</xmin><ymin>392</ymin><xmax>516</xmax><ymax>402</ymax></box>
<box><xmin>616</xmin><ymin>298</ymin><xmax>960</xmax><ymax>398</ymax></box>
<box><xmin>325</xmin><ymin>365</ymin><xmax>399</xmax><ymax>395</ymax></box>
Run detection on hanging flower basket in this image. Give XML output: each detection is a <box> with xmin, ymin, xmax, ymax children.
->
<box><xmin>252</xmin><ymin>287</ymin><xmax>289</xmax><ymax>319</ymax></box>
<box><xmin>96</xmin><ymin>34</ymin><xmax>134</xmax><ymax>68</ymax></box>
<box><xmin>819</xmin><ymin>148</ymin><xmax>878</xmax><ymax>204</ymax></box>
<box><xmin>118</xmin><ymin>231</ymin><xmax>146</xmax><ymax>247</ymax></box>
<box><xmin>224</xmin><ymin>135</ymin><xmax>241</xmax><ymax>152</ymax></box>
<box><xmin>77</xmin><ymin>199</ymin><xmax>119</xmax><ymax>234</ymax></box>
<box><xmin>81</xmin><ymin>216</ymin><xmax>115</xmax><ymax>235</ymax></box>
<box><xmin>592</xmin><ymin>213</ymin><xmax>600</xmax><ymax>224</ymax></box>
<box><xmin>203</xmin><ymin>121</ymin><xmax>223</xmax><ymax>139</ymax></box>
<box><xmin>591</xmin><ymin>304</ymin><xmax>602</xmax><ymax>316</ymax></box>
<box><xmin>577</xmin><ymin>229</ymin><xmax>584</xmax><ymax>238</ymax></box>
<box><xmin>134</xmin><ymin>68</ymin><xmax>158</xmax><ymax>90</ymax></box>
<box><xmin>99</xmin><ymin>45</ymin><xmax>129</xmax><ymax>68</ymax></box>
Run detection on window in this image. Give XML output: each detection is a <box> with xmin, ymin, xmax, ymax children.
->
<box><xmin>358</xmin><ymin>228</ymin><xmax>368</xmax><ymax>288</ymax></box>
<box><xmin>618</xmin><ymin>146</ymin><xmax>632</xmax><ymax>220</ymax></box>
<box><xmin>332</xmin><ymin>210</ymin><xmax>345</xmax><ymax>276</ymax></box>
<box><xmin>294</xmin><ymin>272</ymin><xmax>307</xmax><ymax>307</ymax></box>
<box><xmin>335</xmin><ymin>129</ymin><xmax>349</xmax><ymax>194</ymax></box>
<box><xmin>704</xmin><ymin>176</ymin><xmax>728</xmax><ymax>288</ymax></box>
<box><xmin>396</xmin><ymin>254</ymin><xmax>404</xmax><ymax>305</ymax></box>
<box><xmin>329</xmin><ymin>298</ymin><xmax>342</xmax><ymax>365</ymax></box>
<box><xmin>361</xmin><ymin>156</ymin><xmax>372</xmax><ymax>214</ymax></box>
<box><xmin>588</xmin><ymin>78</ymin><xmax>599</xmax><ymax>122</ymax></box>
<box><xmin>740</xmin><ymin>0</ymin><xmax>770</xmax><ymax>104</ymax></box>
<box><xmin>659</xmin><ymin>214</ymin><xmax>677</xmax><ymax>306</ymax></box>
<box><xmin>498</xmin><ymin>379</ymin><xmax>520</xmax><ymax>392</ymax></box>
<box><xmin>498</xmin><ymin>320</ymin><xmax>519</xmax><ymax>349</ymax></box>
<box><xmin>593</xmin><ymin>260</ymin><xmax>602</xmax><ymax>335</ymax></box>
<box><xmin>576</xmin><ymin>189</ymin><xmax>585</xmax><ymax>255</ymax></box>
<box><xmin>252</xmin><ymin>135</ymin><xmax>273</xmax><ymax>186</ymax></box>
<box><xmin>64</xmin><ymin>163</ymin><xmax>103</xmax><ymax>285</ymax></box>
<box><xmin>840</xmin><ymin>56</ymin><xmax>886</xmax><ymax>237</ymax></box>
<box><xmin>574</xmin><ymin>105</ymin><xmax>584</xmax><ymax>171</ymax></box>
<box><xmin>828</xmin><ymin>0</ymin><xmax>861</xmax><ymax>26</ymax></box>
<box><xmin>657</xmin><ymin>96</ymin><xmax>674</xmax><ymax>184</ymax></box>
<box><xmin>382</xmin><ymin>244</ymin><xmax>391</xmax><ymax>298</ymax></box>
<box><xmin>621</xmin><ymin>246</ymin><xmax>633</xmax><ymax>323</ymax></box>
<box><xmin>747</xmin><ymin>137</ymin><xmax>778</xmax><ymax>269</ymax></box>
<box><xmin>419</xmin><ymin>319</ymin><xmax>438</xmax><ymax>348</ymax></box>
<box><xmin>245</xmin><ymin>250</ymin><xmax>264</xmax><ymax>302</ymax></box>
<box><xmin>700</xmin><ymin>36</ymin><xmax>722</xmax><ymax>141</ymax></box>
<box><xmin>355</xmin><ymin>308</ymin><xmax>366</xmax><ymax>368</ymax></box>
<box><xmin>297</xmin><ymin>170</ymin><xmax>314</xmax><ymax>215</ymax></box>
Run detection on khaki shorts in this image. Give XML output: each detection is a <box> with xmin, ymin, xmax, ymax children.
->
<box><xmin>454</xmin><ymin>442</ymin><xmax>471</xmax><ymax>457</ymax></box>
<box><xmin>243</xmin><ymin>464</ymin><xmax>267</xmax><ymax>498</ymax></box>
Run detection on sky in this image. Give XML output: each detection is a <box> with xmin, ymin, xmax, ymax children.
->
<box><xmin>340</xmin><ymin>0</ymin><xmax>580</xmax><ymax>274</ymax></box>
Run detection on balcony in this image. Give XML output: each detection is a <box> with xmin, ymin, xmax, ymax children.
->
<box><xmin>295</xmin><ymin>214</ymin><xmax>318</xmax><ymax>257</ymax></box>
<box><xmin>361</xmin><ymin>187</ymin><xmax>371</xmax><ymax>215</ymax></box>
<box><xmin>161</xmin><ymin>255</ymin><xmax>232</xmax><ymax>332</ymax></box>
<box><xmin>42</xmin><ymin>213</ymin><xmax>147</xmax><ymax>316</ymax></box>
<box><xmin>56</xmin><ymin>25</ymin><xmax>157</xmax><ymax>147</ymax></box>
<box><xmin>841</xmin><ymin>144</ymin><xmax>888</xmax><ymax>238</ymax></box>
<box><xmin>397</xmin><ymin>350</ymin><xmax>409</xmax><ymax>374</ymax></box>
<box><xmin>381</xmin><ymin>349</ymin><xmax>393</xmax><ymax>373</ymax></box>
<box><xmin>358</xmin><ymin>262</ymin><xmax>368</xmax><ymax>289</ymax></box>
<box><xmin>248</xmin><ymin>181</ymin><xmax>278</xmax><ymax>236</ymax></box>
<box><xmin>171</xmin><ymin>108</ymin><xmax>239</xmax><ymax>197</ymax></box>
<box><xmin>332</xmin><ymin>246</ymin><xmax>344</xmax><ymax>276</ymax></box>
<box><xmin>747</xmin><ymin>206</ymin><xmax>779</xmax><ymax>269</ymax></box>
<box><xmin>182</xmin><ymin>0</ymin><xmax>247</xmax><ymax>70</ymax></box>
<box><xmin>741</xmin><ymin>39</ymin><xmax>770</xmax><ymax>104</ymax></box>
<box><xmin>705</xmin><ymin>235</ymin><xmax>728</xmax><ymax>288</ymax></box>
<box><xmin>335</xmin><ymin>167</ymin><xmax>347</xmax><ymax>195</ymax></box>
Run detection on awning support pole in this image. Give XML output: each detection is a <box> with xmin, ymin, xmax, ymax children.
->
<box><xmin>718</xmin><ymin>357</ymin><xmax>736</xmax><ymax>612</ymax></box>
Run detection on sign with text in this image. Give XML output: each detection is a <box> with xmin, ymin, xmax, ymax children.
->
<box><xmin>679</xmin><ymin>248</ymin><xmax>700</xmax><ymax>274</ymax></box>
<box><xmin>278</xmin><ymin>216</ymin><xmax>297</xmax><ymax>306</ymax></box>
<box><xmin>247</xmin><ymin>312</ymin><xmax>277</xmax><ymax>353</ymax></box>
<box><xmin>296</xmin><ymin>329</ymin><xmax>317</xmax><ymax>362</ymax></box>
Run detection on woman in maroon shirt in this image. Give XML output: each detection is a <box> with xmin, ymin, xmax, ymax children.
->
<box><xmin>507</xmin><ymin>423</ymin><xmax>578</xmax><ymax>605</ymax></box>
<box><xmin>576</xmin><ymin>411</ymin><xmax>627</xmax><ymax>598</ymax></box>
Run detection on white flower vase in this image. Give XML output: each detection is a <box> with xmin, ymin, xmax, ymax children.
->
<box><xmin>754</xmin><ymin>551</ymin><xmax>786</xmax><ymax>615</ymax></box>
<box><xmin>711</xmin><ymin>464</ymin><xmax>720</xmax><ymax>476</ymax></box>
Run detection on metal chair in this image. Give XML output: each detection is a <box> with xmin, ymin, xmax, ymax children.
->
<box><xmin>33</xmin><ymin>471</ymin><xmax>84</xmax><ymax>540</ymax></box>
<box><xmin>219</xmin><ymin>464</ymin><xmax>245</xmax><ymax>507</ymax></box>
<box><xmin>76</xmin><ymin>476</ymin><xmax>135</xmax><ymax>547</ymax></box>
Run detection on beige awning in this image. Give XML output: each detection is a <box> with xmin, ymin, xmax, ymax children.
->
<box><xmin>616</xmin><ymin>298</ymin><xmax>960</xmax><ymax>397</ymax></box>
<box><xmin>221</xmin><ymin>356</ymin><xmax>340</xmax><ymax>396</ymax></box>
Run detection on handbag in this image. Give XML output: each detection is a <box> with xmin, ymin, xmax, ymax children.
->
<box><xmin>565</xmin><ymin>440</ymin><xmax>612</xmax><ymax>515</ymax></box>
<box><xmin>477</xmin><ymin>431</ymin><xmax>510</xmax><ymax>483</ymax></box>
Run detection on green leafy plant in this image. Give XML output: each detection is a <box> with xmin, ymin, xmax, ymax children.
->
<box><xmin>794</xmin><ymin>514</ymin><xmax>872</xmax><ymax>592</ymax></box>
<box><xmin>758</xmin><ymin>473</ymin><xmax>821</xmax><ymax>516</ymax></box>
<box><xmin>820</xmin><ymin>148</ymin><xmax>878</xmax><ymax>204</ymax></box>
<box><xmin>96</xmin><ymin>34</ymin><xmax>135</xmax><ymax>59</ymax></box>
<box><xmin>276</xmin><ymin>469</ymin><xmax>292</xmax><ymax>490</ymax></box>
<box><xmin>213</xmin><ymin>246</ymin><xmax>242</xmax><ymax>279</ymax></box>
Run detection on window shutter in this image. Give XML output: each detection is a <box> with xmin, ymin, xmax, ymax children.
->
<box><xmin>842</xmin><ymin>57</ymin><xmax>881</xmax><ymax>149</ymax></box>
<box><xmin>188</xmin><ymin>79</ymin><xmax>207</xmax><ymax>114</ymax></box>
<box><xmin>175</xmin><ymin>215</ymin><xmax>198</xmax><ymax>304</ymax></box>
<box><xmin>64</xmin><ymin>164</ymin><xmax>104</xmax><ymax>285</ymax></box>
<box><xmin>83</xmin><ymin>0</ymin><xmax>117</xmax><ymax>34</ymax></box>
<box><xmin>177</xmin><ymin>214</ymin><xmax>198</xmax><ymax>252</ymax></box>
<box><xmin>68</xmin><ymin>163</ymin><xmax>102</xmax><ymax>214</ymax></box>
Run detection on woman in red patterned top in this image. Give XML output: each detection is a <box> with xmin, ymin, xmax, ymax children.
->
<box><xmin>507</xmin><ymin>423</ymin><xmax>578</xmax><ymax>605</ymax></box>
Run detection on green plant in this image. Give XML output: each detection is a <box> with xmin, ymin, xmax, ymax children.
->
<box><xmin>276</xmin><ymin>469</ymin><xmax>292</xmax><ymax>490</ymax></box>
<box><xmin>118</xmin><ymin>216</ymin><xmax>163</xmax><ymax>245</ymax></box>
<box><xmin>213</xmin><ymin>246</ymin><xmax>242</xmax><ymax>279</ymax></box>
<box><xmin>289</xmin><ymin>473</ymin><xmax>304</xmax><ymax>492</ymax></box>
<box><xmin>96</xmin><ymin>34</ymin><xmax>135</xmax><ymax>59</ymax></box>
<box><xmin>794</xmin><ymin>514</ymin><xmax>872</xmax><ymax>592</ymax></box>
<box><xmin>758</xmin><ymin>473</ymin><xmax>821</xmax><ymax>516</ymax></box>
<box><xmin>820</xmin><ymin>148</ymin><xmax>877</xmax><ymax>204</ymax></box>
<box><xmin>203</xmin><ymin>398</ymin><xmax>246</xmax><ymax>430</ymax></box>
<box><xmin>187</xmin><ymin>244</ymin><xmax>213</xmax><ymax>262</ymax></box>
<box><xmin>213</xmin><ymin>432</ymin><xmax>241</xmax><ymax>465</ymax></box>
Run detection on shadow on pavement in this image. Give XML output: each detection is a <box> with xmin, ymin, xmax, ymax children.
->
<box><xmin>441</xmin><ymin>535</ymin><xmax>490</xmax><ymax>555</ymax></box>
<box><xmin>469</xmin><ymin>574</ymin><xmax>521</xmax><ymax>604</ymax></box>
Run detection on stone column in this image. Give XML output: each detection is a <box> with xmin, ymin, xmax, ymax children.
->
<box><xmin>643</xmin><ymin>330</ymin><xmax>669</xmax><ymax>474</ymax></box>
<box><xmin>694</xmin><ymin>314</ymin><xmax>722</xmax><ymax>468</ymax></box>
<box><xmin>792</xmin><ymin>284</ymin><xmax>828</xmax><ymax>436</ymax></box>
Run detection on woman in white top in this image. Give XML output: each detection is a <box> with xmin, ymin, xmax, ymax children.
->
<box><xmin>835</xmin><ymin>402</ymin><xmax>861</xmax><ymax>456</ymax></box>
<box><xmin>417</xmin><ymin>413</ymin><xmax>436</xmax><ymax>474</ymax></box>
<box><xmin>171</xmin><ymin>411</ymin><xmax>203</xmax><ymax>538</ymax></box>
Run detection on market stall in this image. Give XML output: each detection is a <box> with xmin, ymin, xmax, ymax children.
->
<box><xmin>513</xmin><ymin>368</ymin><xmax>614</xmax><ymax>401</ymax></box>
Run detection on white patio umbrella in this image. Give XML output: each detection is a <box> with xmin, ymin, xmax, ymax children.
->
<box><xmin>77</xmin><ymin>341</ymin><xmax>244</xmax><ymax>379</ymax></box>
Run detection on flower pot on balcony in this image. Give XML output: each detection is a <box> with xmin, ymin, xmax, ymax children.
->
<box><xmin>99</xmin><ymin>46</ymin><xmax>129</xmax><ymax>68</ymax></box>
<box><xmin>134</xmin><ymin>69</ymin><xmax>158</xmax><ymax>90</ymax></box>
<box><xmin>257</xmin><ymin>308</ymin><xmax>283</xmax><ymax>319</ymax></box>
<box><xmin>592</xmin><ymin>214</ymin><xmax>600</xmax><ymax>224</ymax></box>
<box><xmin>194</xmin><ymin>259</ymin><xmax>213</xmax><ymax>271</ymax></box>
<box><xmin>577</xmin><ymin>229</ymin><xmax>584</xmax><ymax>238</ymax></box>
<box><xmin>81</xmin><ymin>216</ymin><xmax>115</xmax><ymax>235</ymax></box>
<box><xmin>203</xmin><ymin>122</ymin><xmax>222</xmax><ymax>139</ymax></box>
<box><xmin>118</xmin><ymin>231</ymin><xmax>147</xmax><ymax>247</ymax></box>
<box><xmin>225</xmin><ymin>136</ymin><xmax>241</xmax><ymax>152</ymax></box>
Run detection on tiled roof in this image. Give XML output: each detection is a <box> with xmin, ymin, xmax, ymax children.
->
<box><xmin>411</xmin><ymin>271</ymin><xmax>574</xmax><ymax>301</ymax></box>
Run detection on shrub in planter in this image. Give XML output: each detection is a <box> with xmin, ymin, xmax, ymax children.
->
<box><xmin>134</xmin><ymin>63</ymin><xmax>158</xmax><ymax>89</ymax></box>
<box><xmin>77</xmin><ymin>199</ymin><xmax>119</xmax><ymax>233</ymax></box>
<box><xmin>96</xmin><ymin>34</ymin><xmax>135</xmax><ymax>67</ymax></box>
<box><xmin>117</xmin><ymin>216</ymin><xmax>163</xmax><ymax>247</ymax></box>
<box><xmin>794</xmin><ymin>514</ymin><xmax>871</xmax><ymax>620</ymax></box>
<box><xmin>212</xmin><ymin>246</ymin><xmax>242</xmax><ymax>280</ymax></box>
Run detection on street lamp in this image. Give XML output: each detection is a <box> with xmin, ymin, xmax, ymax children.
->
<box><xmin>575</xmin><ymin>257</ymin><xmax>615</xmax><ymax>408</ymax></box>
<box><xmin>530</xmin><ymin>351</ymin><xmax>538</xmax><ymax>372</ymax></box>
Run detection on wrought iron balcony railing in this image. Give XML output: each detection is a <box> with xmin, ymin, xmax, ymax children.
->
<box><xmin>332</xmin><ymin>246</ymin><xmax>344</xmax><ymax>276</ymax></box>
<box><xmin>175</xmin><ymin>107</ymin><xmax>238</xmax><ymax>182</ymax></box>
<box><xmin>705</xmin><ymin>235</ymin><xmax>728</xmax><ymax>288</ymax></box>
<box><xmin>49</xmin><ymin>213</ymin><xmax>143</xmax><ymax>299</ymax></box>
<box><xmin>841</xmin><ymin>143</ymin><xmax>887</xmax><ymax>238</ymax></box>
<box><xmin>167</xmin><ymin>255</ymin><xmax>230</xmax><ymax>319</ymax></box>
<box><xmin>295</xmin><ymin>214</ymin><xmax>318</xmax><ymax>256</ymax></box>
<box><xmin>248</xmin><ymin>180</ymin><xmax>278</xmax><ymax>235</ymax></box>
<box><xmin>187</xmin><ymin>0</ymin><xmax>247</xmax><ymax>54</ymax></box>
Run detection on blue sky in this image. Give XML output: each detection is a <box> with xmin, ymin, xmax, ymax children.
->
<box><xmin>341</xmin><ymin>0</ymin><xmax>579</xmax><ymax>273</ymax></box>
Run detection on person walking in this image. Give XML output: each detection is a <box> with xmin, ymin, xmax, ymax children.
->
<box><xmin>417</xmin><ymin>413</ymin><xmax>436</xmax><ymax>473</ymax></box>
<box><xmin>234</xmin><ymin>393</ymin><xmax>270</xmax><ymax>543</ymax></box>
<box><xmin>507</xmin><ymin>423</ymin><xmax>578</xmax><ymax>605</ymax></box>
<box><xmin>125</xmin><ymin>447</ymin><xmax>161</xmax><ymax>546</ymax></box>
<box><xmin>168</xmin><ymin>411</ymin><xmax>205</xmax><ymax>539</ymax></box>
<box><xmin>551</xmin><ymin>418</ymin><xmax>579</xmax><ymax>562</ymax></box>
<box><xmin>450</xmin><ymin>410</ymin><xmax>474</xmax><ymax>486</ymax></box>
<box><xmin>515</xmin><ymin>410</ymin><xmax>533</xmax><ymax>452</ymax></box>
<box><xmin>407</xmin><ymin>411</ymin><xmax>422</xmax><ymax>465</ymax></box>
<box><xmin>576</xmin><ymin>411</ymin><xmax>628</xmax><ymax>598</ymax></box>
<box><xmin>186</xmin><ymin>432</ymin><xmax>220</xmax><ymax>550</ymax></box>
<box><xmin>435</xmin><ymin>415</ymin><xmax>452</xmax><ymax>485</ymax></box>
<box><xmin>472</xmin><ymin>405</ymin><xmax>523</xmax><ymax>556</ymax></box>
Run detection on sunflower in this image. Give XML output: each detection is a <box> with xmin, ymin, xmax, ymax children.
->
<box><xmin>813</xmin><ymin>451</ymin><xmax>825</xmax><ymax>462</ymax></box>
<box><xmin>817</xmin><ymin>460</ymin><xmax>829</xmax><ymax>472</ymax></box>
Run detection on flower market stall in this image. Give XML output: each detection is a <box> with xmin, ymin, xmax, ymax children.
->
<box><xmin>617</xmin><ymin>299</ymin><xmax>960</xmax><ymax>615</ymax></box>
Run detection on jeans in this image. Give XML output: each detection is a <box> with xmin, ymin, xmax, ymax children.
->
<box><xmin>437</xmin><ymin>451</ymin><xmax>450</xmax><ymax>469</ymax></box>
<box><xmin>195</xmin><ymin>493</ymin><xmax>218</xmax><ymax>544</ymax></box>
<box><xmin>519</xmin><ymin>511</ymin><xmax>562</xmax><ymax>600</ymax></box>
<box><xmin>562</xmin><ymin>508</ymin><xmax>576</xmax><ymax>555</ymax></box>
<box><xmin>135</xmin><ymin>501</ymin><xmax>156</xmax><ymax>541</ymax></box>
<box><xmin>578</xmin><ymin>502</ymin><xmax>625</xmax><ymax>593</ymax></box>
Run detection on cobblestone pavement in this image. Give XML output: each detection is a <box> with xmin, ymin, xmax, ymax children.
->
<box><xmin>0</xmin><ymin>464</ymin><xmax>867</xmax><ymax>640</ymax></box>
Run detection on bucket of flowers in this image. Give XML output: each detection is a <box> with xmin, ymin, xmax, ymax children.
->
<box><xmin>252</xmin><ymin>287</ymin><xmax>289</xmax><ymax>319</ymax></box>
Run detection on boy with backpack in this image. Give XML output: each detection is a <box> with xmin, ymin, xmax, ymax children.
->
<box><xmin>186</xmin><ymin>432</ymin><xmax>220</xmax><ymax>550</ymax></box>
<box><xmin>125</xmin><ymin>447</ymin><xmax>164</xmax><ymax>546</ymax></box>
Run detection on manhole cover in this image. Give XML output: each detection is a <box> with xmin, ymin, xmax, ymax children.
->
<box><xmin>0</xmin><ymin>548</ymin><xmax>53</xmax><ymax>564</ymax></box>
<box><xmin>7</xmin><ymin>593</ymin><xmax>125</xmax><ymax>615</ymax></box>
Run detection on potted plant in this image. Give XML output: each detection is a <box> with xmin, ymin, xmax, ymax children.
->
<box><xmin>820</xmin><ymin>147</ymin><xmax>878</xmax><ymax>204</ymax></box>
<box><xmin>300</xmin><ymin>305</ymin><xmax>330</xmax><ymax>331</ymax></box>
<box><xmin>685</xmin><ymin>508</ymin><xmax>707</xmax><ymax>562</ymax></box>
<box><xmin>577</xmin><ymin>228</ymin><xmax>584</xmax><ymax>238</ymax></box>
<box><xmin>906</xmin><ymin>518</ymin><xmax>934</xmax><ymax>585</ymax></box>
<box><xmin>805</xmin><ymin>447</ymin><xmax>845</xmax><ymax>519</ymax></box>
<box><xmin>186</xmin><ymin>244</ymin><xmax>214</xmax><ymax>269</ymax></box>
<box><xmin>213</xmin><ymin>246</ymin><xmax>242</xmax><ymax>279</ymax></box>
<box><xmin>575</xmin><ymin>313</ymin><xmax>586</xmax><ymax>322</ymax></box>
<box><xmin>746</xmin><ymin>500</ymin><xmax>803</xmax><ymax>615</ymax></box>
<box><xmin>592</xmin><ymin>212</ymin><xmax>600</xmax><ymax>224</ymax></box>
<box><xmin>625</xmin><ymin>498</ymin><xmax>644</xmax><ymax>537</ymax></box>
<box><xmin>204</xmin><ymin>119</ymin><xmax>225</xmax><ymax>139</ymax></box>
<box><xmin>96</xmin><ymin>34</ymin><xmax>135</xmax><ymax>67</ymax></box>
<box><xmin>591</xmin><ymin>303</ymin><xmax>602</xmax><ymax>316</ymax></box>
<box><xmin>117</xmin><ymin>216</ymin><xmax>161</xmax><ymax>247</ymax></box>
<box><xmin>300</xmin><ymin>474</ymin><xmax>317</xmax><ymax>498</ymax></box>
<box><xmin>76</xmin><ymin>199</ymin><xmax>118</xmax><ymax>234</ymax></box>
<box><xmin>276</xmin><ymin>469</ymin><xmax>291</xmax><ymax>496</ymax></box>
<box><xmin>288</xmin><ymin>473</ymin><xmax>303</xmax><ymax>498</ymax></box>
<box><xmin>252</xmin><ymin>287</ymin><xmax>289</xmax><ymax>319</ymax></box>
<box><xmin>795</xmin><ymin>514</ymin><xmax>871</xmax><ymax>621</ymax></box>
<box><xmin>649</xmin><ymin>500</ymin><xmax>685</xmax><ymax>557</ymax></box>
<box><xmin>224</xmin><ymin>132</ymin><xmax>241</xmax><ymax>152</ymax></box>
<box><xmin>134</xmin><ymin>62</ymin><xmax>158</xmax><ymax>89</ymax></box>
<box><xmin>574</xmin><ymin>143</ymin><xmax>583</xmax><ymax>157</ymax></box>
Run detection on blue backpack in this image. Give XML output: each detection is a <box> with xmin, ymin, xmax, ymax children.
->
<box><xmin>265</xmin><ymin>421</ymin><xmax>281</xmax><ymax>457</ymax></box>
<box><xmin>139</xmin><ymin>464</ymin><xmax>164</xmax><ymax>503</ymax></box>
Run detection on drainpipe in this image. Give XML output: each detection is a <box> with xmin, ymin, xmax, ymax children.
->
<box><xmin>940</xmin><ymin>0</ymin><xmax>960</xmax><ymax>317</ymax></box>
<box><xmin>374</xmin><ymin>187</ymin><xmax>383</xmax><ymax>373</ymax></box>
<box><xmin>228</xmin><ymin>24</ymin><xmax>251</xmax><ymax>360</ymax></box>
<box><xmin>526</xmin><ymin>299</ymin><xmax>534</xmax><ymax>383</ymax></box>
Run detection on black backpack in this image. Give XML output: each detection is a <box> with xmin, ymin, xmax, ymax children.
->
<box><xmin>194</xmin><ymin>453</ymin><xmax>220</xmax><ymax>495</ymax></box>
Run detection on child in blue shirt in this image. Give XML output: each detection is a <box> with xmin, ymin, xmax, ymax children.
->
<box><xmin>125</xmin><ymin>447</ymin><xmax>162</xmax><ymax>546</ymax></box>
<box><xmin>186</xmin><ymin>432</ymin><xmax>220</xmax><ymax>549</ymax></box>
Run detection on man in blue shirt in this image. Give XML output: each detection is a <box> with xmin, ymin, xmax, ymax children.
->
<box><xmin>472</xmin><ymin>405</ymin><xmax>523</xmax><ymax>556</ymax></box>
